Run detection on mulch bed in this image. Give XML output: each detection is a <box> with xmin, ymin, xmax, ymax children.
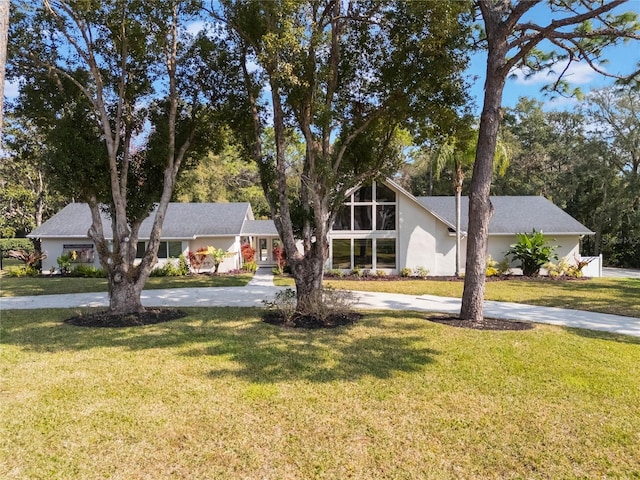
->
<box><xmin>263</xmin><ymin>311</ymin><xmax>362</xmax><ymax>329</ymax></box>
<box><xmin>428</xmin><ymin>315</ymin><xmax>534</xmax><ymax>331</ymax></box>
<box><xmin>64</xmin><ymin>308</ymin><xmax>187</xmax><ymax>328</ymax></box>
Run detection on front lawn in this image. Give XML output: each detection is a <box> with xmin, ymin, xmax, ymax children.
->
<box><xmin>0</xmin><ymin>272</ymin><xmax>253</xmax><ymax>298</ymax></box>
<box><xmin>1</xmin><ymin>308</ymin><xmax>639</xmax><ymax>479</ymax></box>
<box><xmin>320</xmin><ymin>277</ymin><xmax>640</xmax><ymax>318</ymax></box>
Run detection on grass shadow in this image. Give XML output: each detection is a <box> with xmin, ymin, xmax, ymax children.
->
<box><xmin>1</xmin><ymin>307</ymin><xmax>440</xmax><ymax>383</ymax></box>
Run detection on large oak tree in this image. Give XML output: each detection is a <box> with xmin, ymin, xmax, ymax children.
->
<box><xmin>215</xmin><ymin>0</ymin><xmax>471</xmax><ymax>315</ymax></box>
<box><xmin>9</xmin><ymin>0</ymin><xmax>229</xmax><ymax>314</ymax></box>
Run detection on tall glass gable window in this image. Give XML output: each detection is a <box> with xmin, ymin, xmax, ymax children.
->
<box><xmin>330</xmin><ymin>182</ymin><xmax>397</xmax><ymax>270</ymax></box>
<box><xmin>334</xmin><ymin>182</ymin><xmax>397</xmax><ymax>232</ymax></box>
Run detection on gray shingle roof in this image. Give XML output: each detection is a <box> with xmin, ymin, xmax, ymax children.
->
<box><xmin>241</xmin><ymin>220</ymin><xmax>279</xmax><ymax>236</ymax></box>
<box><xmin>415</xmin><ymin>196</ymin><xmax>593</xmax><ymax>235</ymax></box>
<box><xmin>28</xmin><ymin>202</ymin><xmax>256</xmax><ymax>239</ymax></box>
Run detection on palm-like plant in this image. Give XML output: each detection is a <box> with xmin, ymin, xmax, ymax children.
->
<box><xmin>506</xmin><ymin>230</ymin><xmax>558</xmax><ymax>277</ymax></box>
<box><xmin>432</xmin><ymin>130</ymin><xmax>509</xmax><ymax>276</ymax></box>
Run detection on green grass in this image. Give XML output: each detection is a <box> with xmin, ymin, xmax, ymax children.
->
<box><xmin>0</xmin><ymin>272</ymin><xmax>253</xmax><ymax>297</ymax></box>
<box><xmin>318</xmin><ymin>277</ymin><xmax>640</xmax><ymax>318</ymax></box>
<box><xmin>1</xmin><ymin>307</ymin><xmax>639</xmax><ymax>479</ymax></box>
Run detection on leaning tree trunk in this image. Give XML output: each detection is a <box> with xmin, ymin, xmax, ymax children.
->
<box><xmin>459</xmin><ymin>30</ymin><xmax>507</xmax><ymax>322</ymax></box>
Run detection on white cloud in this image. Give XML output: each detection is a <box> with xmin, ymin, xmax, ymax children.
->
<box><xmin>509</xmin><ymin>60</ymin><xmax>604</xmax><ymax>86</ymax></box>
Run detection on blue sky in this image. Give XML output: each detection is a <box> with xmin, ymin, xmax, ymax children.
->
<box><xmin>466</xmin><ymin>1</ymin><xmax>640</xmax><ymax>114</ymax></box>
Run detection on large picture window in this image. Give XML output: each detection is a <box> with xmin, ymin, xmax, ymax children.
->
<box><xmin>333</xmin><ymin>182</ymin><xmax>396</xmax><ymax>232</ymax></box>
<box><xmin>330</xmin><ymin>182</ymin><xmax>398</xmax><ymax>271</ymax></box>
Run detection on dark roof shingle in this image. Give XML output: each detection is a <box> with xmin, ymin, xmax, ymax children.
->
<box><xmin>415</xmin><ymin>196</ymin><xmax>593</xmax><ymax>235</ymax></box>
<box><xmin>29</xmin><ymin>202</ymin><xmax>256</xmax><ymax>239</ymax></box>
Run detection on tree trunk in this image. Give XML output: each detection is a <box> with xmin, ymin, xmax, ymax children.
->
<box><xmin>291</xmin><ymin>252</ymin><xmax>325</xmax><ymax>313</ymax></box>
<box><xmin>459</xmin><ymin>18</ymin><xmax>507</xmax><ymax>322</ymax></box>
<box><xmin>108</xmin><ymin>270</ymin><xmax>145</xmax><ymax>314</ymax></box>
<box><xmin>455</xmin><ymin>186</ymin><xmax>462</xmax><ymax>277</ymax></box>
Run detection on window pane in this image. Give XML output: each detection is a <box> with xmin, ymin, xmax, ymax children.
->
<box><xmin>62</xmin><ymin>244</ymin><xmax>95</xmax><ymax>263</ymax></box>
<box><xmin>354</xmin><ymin>184</ymin><xmax>372</xmax><ymax>202</ymax></box>
<box><xmin>376</xmin><ymin>205</ymin><xmax>396</xmax><ymax>230</ymax></box>
<box><xmin>376</xmin><ymin>183</ymin><xmax>396</xmax><ymax>202</ymax></box>
<box><xmin>354</xmin><ymin>239</ymin><xmax>372</xmax><ymax>268</ymax></box>
<box><xmin>259</xmin><ymin>238</ymin><xmax>268</xmax><ymax>262</ymax></box>
<box><xmin>353</xmin><ymin>205</ymin><xmax>372</xmax><ymax>230</ymax></box>
<box><xmin>376</xmin><ymin>239</ymin><xmax>396</xmax><ymax>268</ymax></box>
<box><xmin>158</xmin><ymin>241</ymin><xmax>168</xmax><ymax>259</ymax></box>
<box><xmin>333</xmin><ymin>205</ymin><xmax>351</xmax><ymax>230</ymax></box>
<box><xmin>168</xmin><ymin>241</ymin><xmax>182</xmax><ymax>258</ymax></box>
<box><xmin>136</xmin><ymin>242</ymin><xmax>145</xmax><ymax>258</ymax></box>
<box><xmin>332</xmin><ymin>239</ymin><xmax>351</xmax><ymax>269</ymax></box>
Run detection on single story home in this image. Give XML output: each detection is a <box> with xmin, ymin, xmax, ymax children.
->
<box><xmin>29</xmin><ymin>179</ymin><xmax>596</xmax><ymax>276</ymax></box>
<box><xmin>28</xmin><ymin>202</ymin><xmax>280</xmax><ymax>273</ymax></box>
<box><xmin>327</xmin><ymin>179</ymin><xmax>595</xmax><ymax>275</ymax></box>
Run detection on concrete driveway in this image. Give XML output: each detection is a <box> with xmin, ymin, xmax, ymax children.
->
<box><xmin>602</xmin><ymin>267</ymin><xmax>640</xmax><ymax>279</ymax></box>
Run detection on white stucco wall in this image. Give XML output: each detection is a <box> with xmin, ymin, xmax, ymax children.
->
<box><xmin>40</xmin><ymin>236</ymin><xmax>244</xmax><ymax>274</ymax></box>
<box><xmin>397</xmin><ymin>195</ymin><xmax>458</xmax><ymax>276</ymax></box>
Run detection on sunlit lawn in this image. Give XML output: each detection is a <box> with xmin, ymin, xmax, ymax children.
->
<box><xmin>0</xmin><ymin>272</ymin><xmax>252</xmax><ymax>297</ymax></box>
<box><xmin>284</xmin><ymin>276</ymin><xmax>640</xmax><ymax>318</ymax></box>
<box><xmin>1</xmin><ymin>307</ymin><xmax>639</xmax><ymax>479</ymax></box>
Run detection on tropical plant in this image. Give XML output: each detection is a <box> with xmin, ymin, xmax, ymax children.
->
<box><xmin>7</xmin><ymin>248</ymin><xmax>46</xmax><ymax>269</ymax></box>
<box><xmin>206</xmin><ymin>247</ymin><xmax>230</xmax><ymax>274</ymax></box>
<box><xmin>272</xmin><ymin>246</ymin><xmax>286</xmax><ymax>275</ymax></box>
<box><xmin>506</xmin><ymin>230</ymin><xmax>558</xmax><ymax>277</ymax></box>
<box><xmin>187</xmin><ymin>248</ymin><xmax>209</xmax><ymax>274</ymax></box>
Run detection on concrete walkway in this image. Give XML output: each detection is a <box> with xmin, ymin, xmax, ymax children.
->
<box><xmin>2</xmin><ymin>268</ymin><xmax>639</xmax><ymax>338</ymax></box>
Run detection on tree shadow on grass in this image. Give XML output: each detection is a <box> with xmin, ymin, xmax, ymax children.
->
<box><xmin>1</xmin><ymin>307</ymin><xmax>440</xmax><ymax>383</ymax></box>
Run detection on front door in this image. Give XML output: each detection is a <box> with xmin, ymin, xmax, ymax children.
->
<box><xmin>256</xmin><ymin>237</ymin><xmax>279</xmax><ymax>266</ymax></box>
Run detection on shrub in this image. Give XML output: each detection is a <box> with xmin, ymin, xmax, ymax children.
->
<box><xmin>71</xmin><ymin>264</ymin><xmax>107</xmax><ymax>278</ymax></box>
<box><xmin>325</xmin><ymin>269</ymin><xmax>344</xmax><ymax>278</ymax></box>
<box><xmin>56</xmin><ymin>252</ymin><xmax>73</xmax><ymax>275</ymax></box>
<box><xmin>241</xmin><ymin>243</ymin><xmax>255</xmax><ymax>263</ymax></box>
<box><xmin>242</xmin><ymin>261</ymin><xmax>258</xmax><ymax>273</ymax></box>
<box><xmin>299</xmin><ymin>288</ymin><xmax>358</xmax><ymax>323</ymax></box>
<box><xmin>264</xmin><ymin>287</ymin><xmax>358</xmax><ymax>325</ymax></box>
<box><xmin>150</xmin><ymin>259</ymin><xmax>188</xmax><ymax>277</ymax></box>
<box><xmin>486</xmin><ymin>255</ymin><xmax>510</xmax><ymax>277</ymax></box>
<box><xmin>399</xmin><ymin>267</ymin><xmax>412</xmax><ymax>278</ymax></box>
<box><xmin>375</xmin><ymin>270</ymin><xmax>387</xmax><ymax>277</ymax></box>
<box><xmin>176</xmin><ymin>254</ymin><xmax>190</xmax><ymax>276</ymax></box>
<box><xmin>0</xmin><ymin>238</ymin><xmax>34</xmax><ymax>256</ymax></box>
<box><xmin>413</xmin><ymin>266</ymin><xmax>430</xmax><ymax>278</ymax></box>
<box><xmin>6</xmin><ymin>265</ymin><xmax>40</xmax><ymax>277</ymax></box>
<box><xmin>263</xmin><ymin>288</ymin><xmax>297</xmax><ymax>322</ymax></box>
<box><xmin>507</xmin><ymin>230</ymin><xmax>558</xmax><ymax>277</ymax></box>
<box><xmin>272</xmin><ymin>246</ymin><xmax>286</xmax><ymax>275</ymax></box>
<box><xmin>545</xmin><ymin>257</ymin><xmax>585</xmax><ymax>278</ymax></box>
<box><xmin>350</xmin><ymin>267</ymin><xmax>362</xmax><ymax>277</ymax></box>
